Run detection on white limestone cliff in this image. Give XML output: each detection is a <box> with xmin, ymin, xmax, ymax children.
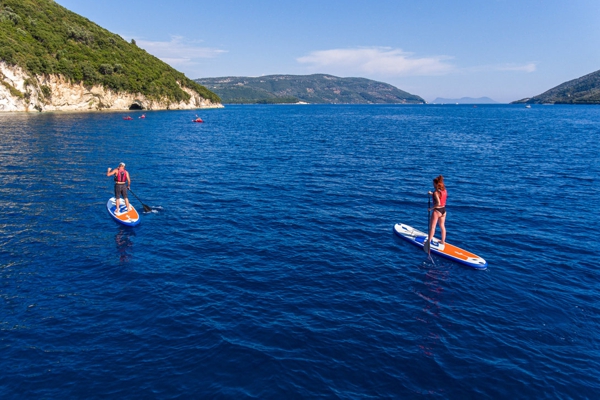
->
<box><xmin>0</xmin><ymin>62</ymin><xmax>222</xmax><ymax>112</ymax></box>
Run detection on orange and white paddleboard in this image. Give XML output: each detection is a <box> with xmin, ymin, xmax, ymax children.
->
<box><xmin>394</xmin><ymin>223</ymin><xmax>487</xmax><ymax>269</ymax></box>
<box><xmin>107</xmin><ymin>197</ymin><xmax>140</xmax><ymax>226</ymax></box>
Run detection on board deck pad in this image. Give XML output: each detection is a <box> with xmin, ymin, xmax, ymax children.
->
<box><xmin>107</xmin><ymin>197</ymin><xmax>140</xmax><ymax>226</ymax></box>
<box><xmin>394</xmin><ymin>223</ymin><xmax>487</xmax><ymax>269</ymax></box>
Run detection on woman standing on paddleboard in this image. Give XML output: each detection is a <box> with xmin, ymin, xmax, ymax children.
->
<box><xmin>107</xmin><ymin>162</ymin><xmax>131</xmax><ymax>214</ymax></box>
<box><xmin>427</xmin><ymin>175</ymin><xmax>447</xmax><ymax>245</ymax></box>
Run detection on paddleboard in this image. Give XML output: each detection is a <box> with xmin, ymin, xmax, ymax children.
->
<box><xmin>106</xmin><ymin>197</ymin><xmax>140</xmax><ymax>227</ymax></box>
<box><xmin>394</xmin><ymin>223</ymin><xmax>487</xmax><ymax>269</ymax></box>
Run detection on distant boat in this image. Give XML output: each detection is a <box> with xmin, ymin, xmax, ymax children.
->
<box><xmin>139</xmin><ymin>114</ymin><xmax>146</xmax><ymax>119</ymax></box>
<box><xmin>123</xmin><ymin>116</ymin><xmax>133</xmax><ymax>120</ymax></box>
<box><xmin>525</xmin><ymin>105</ymin><xmax>531</xmax><ymax>108</ymax></box>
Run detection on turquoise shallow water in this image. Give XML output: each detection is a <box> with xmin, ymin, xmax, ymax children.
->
<box><xmin>0</xmin><ymin>104</ymin><xmax>599</xmax><ymax>398</ymax></box>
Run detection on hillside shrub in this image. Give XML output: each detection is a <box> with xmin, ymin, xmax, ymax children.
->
<box><xmin>1</xmin><ymin>79</ymin><xmax>24</xmax><ymax>98</ymax></box>
<box><xmin>40</xmin><ymin>84</ymin><xmax>51</xmax><ymax>98</ymax></box>
<box><xmin>99</xmin><ymin>63</ymin><xmax>113</xmax><ymax>75</ymax></box>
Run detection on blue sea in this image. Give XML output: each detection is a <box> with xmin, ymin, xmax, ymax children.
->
<box><xmin>1</xmin><ymin>104</ymin><xmax>598</xmax><ymax>398</ymax></box>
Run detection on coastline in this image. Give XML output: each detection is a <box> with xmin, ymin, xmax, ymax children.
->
<box><xmin>0</xmin><ymin>62</ymin><xmax>223</xmax><ymax>113</ymax></box>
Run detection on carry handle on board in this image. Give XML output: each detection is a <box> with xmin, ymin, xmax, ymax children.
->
<box><xmin>128</xmin><ymin>188</ymin><xmax>152</xmax><ymax>212</ymax></box>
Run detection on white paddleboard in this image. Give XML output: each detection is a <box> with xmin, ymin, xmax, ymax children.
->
<box><xmin>106</xmin><ymin>197</ymin><xmax>140</xmax><ymax>227</ymax></box>
<box><xmin>394</xmin><ymin>223</ymin><xmax>487</xmax><ymax>269</ymax></box>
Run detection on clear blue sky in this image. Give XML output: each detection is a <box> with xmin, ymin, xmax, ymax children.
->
<box><xmin>55</xmin><ymin>0</ymin><xmax>600</xmax><ymax>103</ymax></box>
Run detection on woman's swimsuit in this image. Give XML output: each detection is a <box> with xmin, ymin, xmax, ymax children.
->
<box><xmin>434</xmin><ymin>207</ymin><xmax>446</xmax><ymax>216</ymax></box>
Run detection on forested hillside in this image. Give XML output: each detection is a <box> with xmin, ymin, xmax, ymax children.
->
<box><xmin>512</xmin><ymin>69</ymin><xmax>600</xmax><ymax>104</ymax></box>
<box><xmin>196</xmin><ymin>74</ymin><xmax>425</xmax><ymax>104</ymax></box>
<box><xmin>0</xmin><ymin>0</ymin><xmax>219</xmax><ymax>103</ymax></box>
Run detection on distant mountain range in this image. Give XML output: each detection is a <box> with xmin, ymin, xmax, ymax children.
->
<box><xmin>432</xmin><ymin>97</ymin><xmax>498</xmax><ymax>104</ymax></box>
<box><xmin>195</xmin><ymin>74</ymin><xmax>426</xmax><ymax>104</ymax></box>
<box><xmin>512</xmin><ymin>69</ymin><xmax>600</xmax><ymax>104</ymax></box>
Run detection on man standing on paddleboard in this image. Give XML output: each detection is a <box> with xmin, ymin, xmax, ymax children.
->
<box><xmin>107</xmin><ymin>162</ymin><xmax>131</xmax><ymax>214</ymax></box>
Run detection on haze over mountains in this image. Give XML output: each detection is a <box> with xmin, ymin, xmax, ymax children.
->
<box><xmin>195</xmin><ymin>74</ymin><xmax>425</xmax><ymax>104</ymax></box>
<box><xmin>432</xmin><ymin>97</ymin><xmax>498</xmax><ymax>104</ymax></box>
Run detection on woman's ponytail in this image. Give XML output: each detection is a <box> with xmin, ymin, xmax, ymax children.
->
<box><xmin>434</xmin><ymin>175</ymin><xmax>445</xmax><ymax>191</ymax></box>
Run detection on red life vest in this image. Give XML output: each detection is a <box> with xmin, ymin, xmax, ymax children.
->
<box><xmin>115</xmin><ymin>169</ymin><xmax>127</xmax><ymax>183</ymax></box>
<box><xmin>436</xmin><ymin>189</ymin><xmax>447</xmax><ymax>207</ymax></box>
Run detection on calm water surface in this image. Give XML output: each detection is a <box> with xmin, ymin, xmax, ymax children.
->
<box><xmin>0</xmin><ymin>105</ymin><xmax>599</xmax><ymax>398</ymax></box>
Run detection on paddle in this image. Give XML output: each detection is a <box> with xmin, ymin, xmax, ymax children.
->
<box><xmin>128</xmin><ymin>188</ymin><xmax>152</xmax><ymax>212</ymax></box>
<box><xmin>423</xmin><ymin>193</ymin><xmax>431</xmax><ymax>254</ymax></box>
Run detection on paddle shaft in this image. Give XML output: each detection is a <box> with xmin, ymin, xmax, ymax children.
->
<box><xmin>423</xmin><ymin>193</ymin><xmax>432</xmax><ymax>255</ymax></box>
<box><xmin>127</xmin><ymin>188</ymin><xmax>152</xmax><ymax>212</ymax></box>
<box><xmin>428</xmin><ymin>195</ymin><xmax>431</xmax><ymax>234</ymax></box>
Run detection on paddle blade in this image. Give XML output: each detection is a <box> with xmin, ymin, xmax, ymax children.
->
<box><xmin>423</xmin><ymin>238</ymin><xmax>431</xmax><ymax>255</ymax></box>
<box><xmin>142</xmin><ymin>204</ymin><xmax>152</xmax><ymax>212</ymax></box>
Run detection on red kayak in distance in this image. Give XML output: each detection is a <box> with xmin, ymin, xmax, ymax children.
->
<box><xmin>139</xmin><ymin>114</ymin><xmax>146</xmax><ymax>119</ymax></box>
<box><xmin>193</xmin><ymin>118</ymin><xmax>204</xmax><ymax>123</ymax></box>
<box><xmin>123</xmin><ymin>116</ymin><xmax>133</xmax><ymax>120</ymax></box>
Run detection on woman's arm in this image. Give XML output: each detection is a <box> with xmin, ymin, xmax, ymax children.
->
<box><xmin>106</xmin><ymin>167</ymin><xmax>116</xmax><ymax>176</ymax></box>
<box><xmin>126</xmin><ymin>171</ymin><xmax>131</xmax><ymax>188</ymax></box>
<box><xmin>428</xmin><ymin>191</ymin><xmax>440</xmax><ymax>210</ymax></box>
<box><xmin>433</xmin><ymin>191</ymin><xmax>440</xmax><ymax>207</ymax></box>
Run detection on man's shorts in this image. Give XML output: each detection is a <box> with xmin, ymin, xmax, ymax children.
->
<box><xmin>114</xmin><ymin>184</ymin><xmax>128</xmax><ymax>199</ymax></box>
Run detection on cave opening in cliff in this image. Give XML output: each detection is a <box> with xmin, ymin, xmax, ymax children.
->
<box><xmin>129</xmin><ymin>103</ymin><xmax>143</xmax><ymax>110</ymax></box>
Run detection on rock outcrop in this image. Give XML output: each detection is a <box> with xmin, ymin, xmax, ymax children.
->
<box><xmin>0</xmin><ymin>62</ymin><xmax>222</xmax><ymax>112</ymax></box>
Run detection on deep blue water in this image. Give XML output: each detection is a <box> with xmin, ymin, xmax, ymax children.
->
<box><xmin>1</xmin><ymin>104</ymin><xmax>599</xmax><ymax>398</ymax></box>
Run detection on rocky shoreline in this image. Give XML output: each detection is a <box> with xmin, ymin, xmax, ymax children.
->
<box><xmin>0</xmin><ymin>62</ymin><xmax>223</xmax><ymax>112</ymax></box>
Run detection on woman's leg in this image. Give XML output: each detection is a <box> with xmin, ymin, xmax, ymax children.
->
<box><xmin>428</xmin><ymin>211</ymin><xmax>440</xmax><ymax>241</ymax></box>
<box><xmin>439</xmin><ymin>213</ymin><xmax>447</xmax><ymax>244</ymax></box>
